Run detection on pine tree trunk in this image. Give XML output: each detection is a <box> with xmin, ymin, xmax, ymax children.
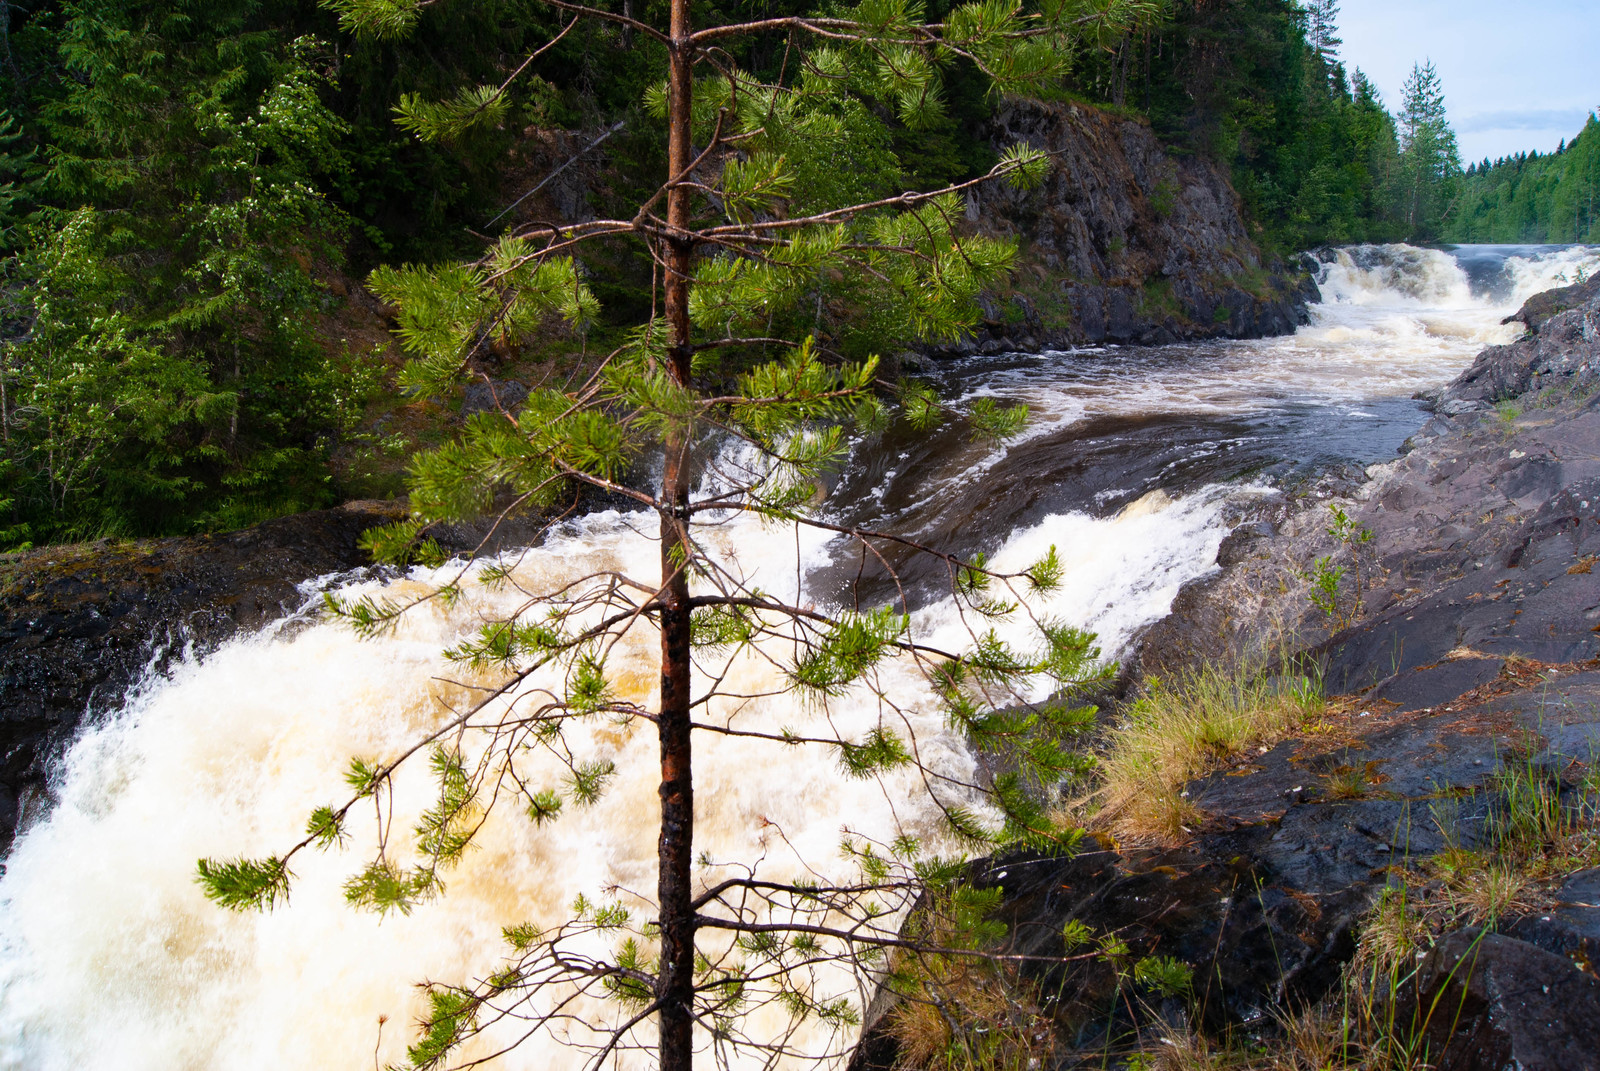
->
<box><xmin>657</xmin><ymin>0</ymin><xmax>697</xmax><ymax>1066</ymax></box>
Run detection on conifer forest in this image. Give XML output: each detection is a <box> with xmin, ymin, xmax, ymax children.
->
<box><xmin>0</xmin><ymin>0</ymin><xmax>1531</xmax><ymax>544</ymax></box>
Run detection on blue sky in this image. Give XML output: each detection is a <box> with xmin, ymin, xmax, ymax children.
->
<box><xmin>1337</xmin><ymin>0</ymin><xmax>1598</xmax><ymax>163</ymax></box>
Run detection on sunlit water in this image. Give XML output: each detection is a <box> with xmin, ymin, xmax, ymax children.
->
<box><xmin>0</xmin><ymin>244</ymin><xmax>1595</xmax><ymax>1070</ymax></box>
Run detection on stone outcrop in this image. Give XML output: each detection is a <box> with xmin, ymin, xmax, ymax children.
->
<box><xmin>852</xmin><ymin>657</ymin><xmax>1600</xmax><ymax>1070</ymax></box>
<box><xmin>1434</xmin><ymin>272</ymin><xmax>1600</xmax><ymax>413</ymax></box>
<box><xmin>1396</xmin><ymin>930</ymin><xmax>1600</xmax><ymax>1070</ymax></box>
<box><xmin>852</xmin><ymin>277</ymin><xmax>1600</xmax><ymax>1070</ymax></box>
<box><xmin>929</xmin><ymin>100</ymin><xmax>1313</xmax><ymax>356</ymax></box>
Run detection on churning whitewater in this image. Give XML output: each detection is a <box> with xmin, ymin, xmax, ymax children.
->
<box><xmin>0</xmin><ymin>244</ymin><xmax>1595</xmax><ymax>1070</ymax></box>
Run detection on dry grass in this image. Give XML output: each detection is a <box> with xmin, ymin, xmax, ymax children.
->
<box><xmin>1122</xmin><ymin>1005</ymin><xmax>1425</xmax><ymax>1071</ymax></box>
<box><xmin>1076</xmin><ymin>661</ymin><xmax>1324</xmax><ymax>844</ymax></box>
<box><xmin>1352</xmin><ymin>886</ymin><xmax>1433</xmax><ymax>979</ymax></box>
<box><xmin>1411</xmin><ymin>759</ymin><xmax>1596</xmax><ymax>926</ymax></box>
<box><xmin>1446</xmin><ymin>861</ymin><xmax>1536</xmax><ymax>922</ymax></box>
<box><xmin>1131</xmin><ymin>1030</ymin><xmax>1256</xmax><ymax>1070</ymax></box>
<box><xmin>884</xmin><ymin>966</ymin><xmax>1054</xmax><ymax>1071</ymax></box>
<box><xmin>1268</xmin><ymin>1005</ymin><xmax>1349</xmax><ymax>1071</ymax></box>
<box><xmin>1322</xmin><ymin>759</ymin><xmax>1389</xmax><ymax>801</ymax></box>
<box><xmin>884</xmin><ymin>893</ymin><xmax>1055</xmax><ymax>1071</ymax></box>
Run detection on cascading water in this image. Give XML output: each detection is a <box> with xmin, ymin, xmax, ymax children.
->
<box><xmin>1</xmin><ymin>244</ymin><xmax>1596</xmax><ymax>1070</ymax></box>
<box><xmin>822</xmin><ymin>243</ymin><xmax>1600</xmax><ymax>562</ymax></box>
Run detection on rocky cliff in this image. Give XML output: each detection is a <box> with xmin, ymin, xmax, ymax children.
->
<box><xmin>508</xmin><ymin>99</ymin><xmax>1313</xmax><ymax>358</ymax></box>
<box><xmin>931</xmin><ymin>99</ymin><xmax>1313</xmax><ymax>356</ymax></box>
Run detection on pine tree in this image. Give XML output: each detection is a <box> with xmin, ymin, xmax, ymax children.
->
<box><xmin>1397</xmin><ymin>59</ymin><xmax>1460</xmax><ymax>238</ymax></box>
<box><xmin>198</xmin><ymin>0</ymin><xmax>1160</xmax><ymax>1068</ymax></box>
<box><xmin>1305</xmin><ymin>0</ymin><xmax>1341</xmax><ymax>61</ymax></box>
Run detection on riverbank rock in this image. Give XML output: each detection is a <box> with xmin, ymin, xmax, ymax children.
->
<box><xmin>924</xmin><ymin>100</ymin><xmax>1311</xmax><ymax>356</ymax></box>
<box><xmin>1435</xmin><ymin>273</ymin><xmax>1600</xmax><ymax>413</ymax></box>
<box><xmin>852</xmin><ymin>279</ymin><xmax>1600</xmax><ymax>1068</ymax></box>
<box><xmin>1139</xmin><ymin>277</ymin><xmax>1600</xmax><ymax>687</ymax></box>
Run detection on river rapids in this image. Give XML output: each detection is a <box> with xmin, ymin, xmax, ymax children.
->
<box><xmin>1</xmin><ymin>244</ymin><xmax>1597</xmax><ymax>1070</ymax></box>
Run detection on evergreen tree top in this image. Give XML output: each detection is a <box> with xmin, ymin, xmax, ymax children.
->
<box><xmin>1305</xmin><ymin>0</ymin><xmax>1340</xmax><ymax>60</ymax></box>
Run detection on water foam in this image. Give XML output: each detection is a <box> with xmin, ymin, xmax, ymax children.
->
<box><xmin>1315</xmin><ymin>244</ymin><xmax>1478</xmax><ymax>308</ymax></box>
<box><xmin>0</xmin><ymin>489</ymin><xmax>1231</xmax><ymax>1071</ymax></box>
<box><xmin>938</xmin><ymin>244</ymin><xmax>1600</xmax><ymax>445</ymax></box>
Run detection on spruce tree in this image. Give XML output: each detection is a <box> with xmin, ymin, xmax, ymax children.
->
<box><xmin>0</xmin><ymin>4</ymin><xmax>363</xmax><ymax>542</ymax></box>
<box><xmin>1397</xmin><ymin>59</ymin><xmax>1461</xmax><ymax>238</ymax></box>
<box><xmin>198</xmin><ymin>0</ymin><xmax>1158</xmax><ymax>1068</ymax></box>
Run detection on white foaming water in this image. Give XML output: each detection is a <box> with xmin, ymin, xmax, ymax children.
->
<box><xmin>865</xmin><ymin>244</ymin><xmax>1600</xmax><ymax>517</ymax></box>
<box><xmin>1</xmin><ymin>242</ymin><xmax>1592</xmax><ymax>1069</ymax></box>
<box><xmin>0</xmin><ymin>488</ymin><xmax>1234</xmax><ymax>1071</ymax></box>
<box><xmin>951</xmin><ymin>243</ymin><xmax>1600</xmax><ymax>438</ymax></box>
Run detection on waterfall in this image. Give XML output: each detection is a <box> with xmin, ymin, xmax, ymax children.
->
<box><xmin>1</xmin><ymin>242</ymin><xmax>1596</xmax><ymax>1070</ymax></box>
<box><xmin>0</xmin><ymin>491</ymin><xmax>1236</xmax><ymax>1071</ymax></box>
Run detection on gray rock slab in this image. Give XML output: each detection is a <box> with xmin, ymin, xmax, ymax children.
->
<box><xmin>1397</xmin><ymin>931</ymin><xmax>1600</xmax><ymax>1071</ymax></box>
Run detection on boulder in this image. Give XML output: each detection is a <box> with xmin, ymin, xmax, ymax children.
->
<box><xmin>1394</xmin><ymin>931</ymin><xmax>1600</xmax><ymax>1071</ymax></box>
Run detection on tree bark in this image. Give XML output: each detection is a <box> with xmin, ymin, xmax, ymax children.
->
<box><xmin>657</xmin><ymin>0</ymin><xmax>697</xmax><ymax>1066</ymax></box>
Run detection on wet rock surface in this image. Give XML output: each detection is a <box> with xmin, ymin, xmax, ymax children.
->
<box><xmin>863</xmin><ymin>278</ymin><xmax>1600</xmax><ymax>1067</ymax></box>
<box><xmin>1395</xmin><ymin>930</ymin><xmax>1600</xmax><ymax>1071</ymax></box>
<box><xmin>924</xmin><ymin>100</ymin><xmax>1310</xmax><ymax>357</ymax></box>
<box><xmin>1435</xmin><ymin>273</ymin><xmax>1600</xmax><ymax>414</ymax></box>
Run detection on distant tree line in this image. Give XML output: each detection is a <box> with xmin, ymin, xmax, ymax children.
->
<box><xmin>1445</xmin><ymin>115</ymin><xmax>1600</xmax><ymax>244</ymax></box>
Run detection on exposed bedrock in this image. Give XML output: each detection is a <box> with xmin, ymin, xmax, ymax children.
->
<box><xmin>873</xmin><ymin>277</ymin><xmax>1600</xmax><ymax>1070</ymax></box>
<box><xmin>926</xmin><ymin>99</ymin><xmax>1313</xmax><ymax>357</ymax></box>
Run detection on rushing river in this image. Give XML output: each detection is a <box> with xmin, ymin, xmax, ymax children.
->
<box><xmin>0</xmin><ymin>244</ymin><xmax>1596</xmax><ymax>1070</ymax></box>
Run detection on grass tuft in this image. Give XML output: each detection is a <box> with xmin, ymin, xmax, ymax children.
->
<box><xmin>1076</xmin><ymin>660</ymin><xmax>1323</xmax><ymax>844</ymax></box>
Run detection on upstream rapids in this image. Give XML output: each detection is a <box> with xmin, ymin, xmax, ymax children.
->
<box><xmin>0</xmin><ymin>244</ymin><xmax>1597</xmax><ymax>1070</ymax></box>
